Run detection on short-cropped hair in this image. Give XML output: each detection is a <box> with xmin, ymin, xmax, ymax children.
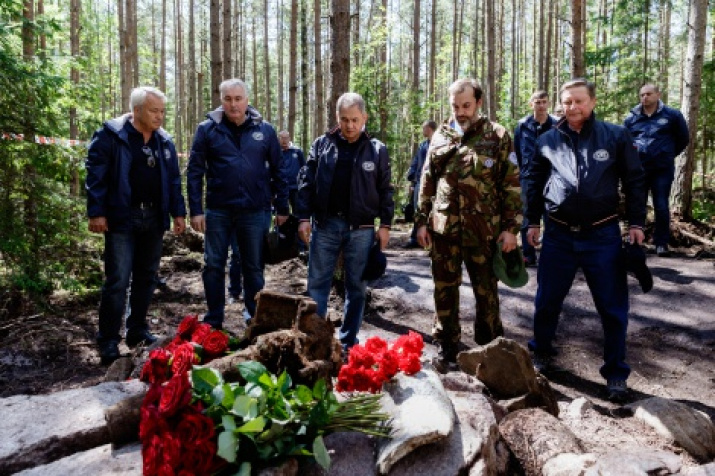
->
<box><xmin>129</xmin><ymin>87</ymin><xmax>166</xmax><ymax>111</ymax></box>
<box><xmin>219</xmin><ymin>79</ymin><xmax>250</xmax><ymax>98</ymax></box>
<box><xmin>336</xmin><ymin>92</ymin><xmax>366</xmax><ymax>114</ymax></box>
<box><xmin>560</xmin><ymin>78</ymin><xmax>596</xmax><ymax>99</ymax></box>
<box><xmin>448</xmin><ymin>79</ymin><xmax>483</xmax><ymax>102</ymax></box>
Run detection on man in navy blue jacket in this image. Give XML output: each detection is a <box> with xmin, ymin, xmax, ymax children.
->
<box><xmin>187</xmin><ymin>79</ymin><xmax>289</xmax><ymax>329</ymax></box>
<box><xmin>278</xmin><ymin>130</ymin><xmax>306</xmax><ymax>213</ymax></box>
<box><xmin>513</xmin><ymin>90</ymin><xmax>556</xmax><ymax>266</ymax></box>
<box><xmin>624</xmin><ymin>84</ymin><xmax>689</xmax><ymax>257</ymax></box>
<box><xmin>295</xmin><ymin>92</ymin><xmax>394</xmax><ymax>353</ymax></box>
<box><xmin>86</xmin><ymin>86</ymin><xmax>186</xmax><ymax>364</ymax></box>
<box><xmin>404</xmin><ymin>120</ymin><xmax>437</xmax><ymax>248</ymax></box>
<box><xmin>524</xmin><ymin>79</ymin><xmax>647</xmax><ymax>402</ymax></box>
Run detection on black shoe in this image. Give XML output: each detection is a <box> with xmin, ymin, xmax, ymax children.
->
<box><xmin>125</xmin><ymin>329</ymin><xmax>158</xmax><ymax>348</ymax></box>
<box><xmin>431</xmin><ymin>344</ymin><xmax>458</xmax><ymax>373</ymax></box>
<box><xmin>98</xmin><ymin>341</ymin><xmax>120</xmax><ymax>365</ymax></box>
<box><xmin>531</xmin><ymin>352</ymin><xmax>554</xmax><ymax>374</ymax></box>
<box><xmin>656</xmin><ymin>245</ymin><xmax>671</xmax><ymax>257</ymax></box>
<box><xmin>606</xmin><ymin>379</ymin><xmax>629</xmax><ymax>403</ymax></box>
<box><xmin>524</xmin><ymin>256</ymin><xmax>538</xmax><ymax>268</ymax></box>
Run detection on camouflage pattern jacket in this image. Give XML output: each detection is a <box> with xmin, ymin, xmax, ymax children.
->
<box><xmin>415</xmin><ymin>117</ymin><xmax>522</xmax><ymax>246</ymax></box>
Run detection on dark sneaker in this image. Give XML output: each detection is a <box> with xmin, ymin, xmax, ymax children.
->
<box><xmin>98</xmin><ymin>341</ymin><xmax>120</xmax><ymax>365</ymax></box>
<box><xmin>531</xmin><ymin>352</ymin><xmax>554</xmax><ymax>374</ymax></box>
<box><xmin>125</xmin><ymin>330</ymin><xmax>158</xmax><ymax>348</ymax></box>
<box><xmin>656</xmin><ymin>245</ymin><xmax>671</xmax><ymax>257</ymax></box>
<box><xmin>431</xmin><ymin>344</ymin><xmax>458</xmax><ymax>373</ymax></box>
<box><xmin>606</xmin><ymin>379</ymin><xmax>629</xmax><ymax>403</ymax></box>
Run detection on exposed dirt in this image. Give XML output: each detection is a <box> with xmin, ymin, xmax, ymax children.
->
<box><xmin>1</xmin><ymin>224</ymin><xmax>713</xmax><ymax>469</ymax></box>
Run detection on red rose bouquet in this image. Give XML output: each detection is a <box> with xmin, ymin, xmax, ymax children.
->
<box><xmin>336</xmin><ymin>331</ymin><xmax>424</xmax><ymax>393</ymax></box>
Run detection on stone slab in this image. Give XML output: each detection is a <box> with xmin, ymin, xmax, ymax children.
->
<box><xmin>13</xmin><ymin>443</ymin><xmax>142</xmax><ymax>476</ymax></box>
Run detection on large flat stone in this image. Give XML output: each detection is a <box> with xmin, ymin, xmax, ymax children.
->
<box><xmin>0</xmin><ymin>380</ymin><xmax>146</xmax><ymax>475</ymax></box>
<box><xmin>13</xmin><ymin>443</ymin><xmax>142</xmax><ymax>476</ymax></box>
<box><xmin>376</xmin><ymin>370</ymin><xmax>455</xmax><ymax>475</ymax></box>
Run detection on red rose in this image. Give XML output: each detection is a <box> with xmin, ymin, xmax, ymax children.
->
<box><xmin>141</xmin><ymin>348</ymin><xmax>172</xmax><ymax>384</ymax></box>
<box><xmin>177</xmin><ymin>315</ymin><xmax>199</xmax><ymax>339</ymax></box>
<box><xmin>164</xmin><ymin>336</ymin><xmax>184</xmax><ymax>354</ymax></box>
<box><xmin>142</xmin><ymin>434</ymin><xmax>163</xmax><ymax>476</ymax></box>
<box><xmin>158</xmin><ymin>464</ymin><xmax>175</xmax><ymax>476</ymax></box>
<box><xmin>176</xmin><ymin>410</ymin><xmax>215</xmax><ymax>444</ymax></box>
<box><xmin>365</xmin><ymin>336</ymin><xmax>388</xmax><ymax>354</ymax></box>
<box><xmin>399</xmin><ymin>353</ymin><xmax>422</xmax><ymax>375</ymax></box>
<box><xmin>377</xmin><ymin>350</ymin><xmax>400</xmax><ymax>380</ymax></box>
<box><xmin>190</xmin><ymin>323</ymin><xmax>212</xmax><ymax>345</ymax></box>
<box><xmin>392</xmin><ymin>331</ymin><xmax>424</xmax><ymax>356</ymax></box>
<box><xmin>202</xmin><ymin>330</ymin><xmax>229</xmax><ymax>357</ymax></box>
<box><xmin>139</xmin><ymin>405</ymin><xmax>167</xmax><ymax>441</ymax></box>
<box><xmin>347</xmin><ymin>344</ymin><xmax>375</xmax><ymax>368</ymax></box>
<box><xmin>159</xmin><ymin>374</ymin><xmax>192</xmax><ymax>416</ymax></box>
<box><xmin>171</xmin><ymin>342</ymin><xmax>198</xmax><ymax>375</ymax></box>
<box><xmin>142</xmin><ymin>384</ymin><xmax>164</xmax><ymax>408</ymax></box>
<box><xmin>161</xmin><ymin>431</ymin><xmax>182</xmax><ymax>468</ymax></box>
<box><xmin>182</xmin><ymin>438</ymin><xmax>217</xmax><ymax>474</ymax></box>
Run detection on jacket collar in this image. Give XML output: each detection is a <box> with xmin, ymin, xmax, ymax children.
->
<box><xmin>556</xmin><ymin>112</ymin><xmax>596</xmax><ymax>135</ymax></box>
<box><xmin>326</xmin><ymin>126</ymin><xmax>371</xmax><ymax>143</ymax></box>
<box><xmin>105</xmin><ymin>113</ymin><xmax>171</xmax><ymax>143</ymax></box>
<box><xmin>631</xmin><ymin>100</ymin><xmax>664</xmax><ymax>117</ymax></box>
<box><xmin>207</xmin><ymin>105</ymin><xmax>263</xmax><ymax>126</ymax></box>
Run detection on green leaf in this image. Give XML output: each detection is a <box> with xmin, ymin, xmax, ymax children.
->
<box><xmin>293</xmin><ymin>385</ymin><xmax>313</xmax><ymax>405</ymax></box>
<box><xmin>277</xmin><ymin>370</ymin><xmax>292</xmax><ymax>393</ymax></box>
<box><xmin>212</xmin><ymin>384</ymin><xmax>225</xmax><ymax>406</ymax></box>
<box><xmin>222</xmin><ymin>415</ymin><xmax>237</xmax><ymax>431</ymax></box>
<box><xmin>258</xmin><ymin>372</ymin><xmax>275</xmax><ymax>389</ymax></box>
<box><xmin>313</xmin><ymin>435</ymin><xmax>331</xmax><ymax>470</ymax></box>
<box><xmin>237</xmin><ymin>416</ymin><xmax>267</xmax><ymax>433</ymax></box>
<box><xmin>232</xmin><ymin>395</ymin><xmax>259</xmax><ymax>419</ymax></box>
<box><xmin>235</xmin><ymin>462</ymin><xmax>251</xmax><ymax>476</ymax></box>
<box><xmin>312</xmin><ymin>378</ymin><xmax>327</xmax><ymax>399</ymax></box>
<box><xmin>221</xmin><ymin>383</ymin><xmax>236</xmax><ymax>408</ymax></box>
<box><xmin>238</xmin><ymin>361</ymin><xmax>268</xmax><ymax>383</ymax></box>
<box><xmin>217</xmin><ymin>430</ymin><xmax>238</xmax><ymax>463</ymax></box>
<box><xmin>191</xmin><ymin>366</ymin><xmax>223</xmax><ymax>394</ymax></box>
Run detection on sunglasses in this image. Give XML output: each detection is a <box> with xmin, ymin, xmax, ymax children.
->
<box><xmin>142</xmin><ymin>146</ymin><xmax>156</xmax><ymax>168</ymax></box>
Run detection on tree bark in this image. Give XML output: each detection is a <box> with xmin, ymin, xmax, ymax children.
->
<box><xmin>264</xmin><ymin>0</ymin><xmax>272</xmax><ymax>122</ymax></box>
<box><xmin>671</xmin><ymin>0</ymin><xmax>707</xmax><ymax>220</ymax></box>
<box><xmin>571</xmin><ymin>0</ymin><xmax>585</xmax><ymax>77</ymax></box>
<box><xmin>278</xmin><ymin>0</ymin><xmax>285</xmax><ymax>130</ymax></box>
<box><xmin>314</xmin><ymin>0</ymin><xmax>325</xmax><ymax>136</ymax></box>
<box><xmin>69</xmin><ymin>0</ymin><xmax>81</xmax><ymax>196</ymax></box>
<box><xmin>485</xmin><ymin>0</ymin><xmax>496</xmax><ymax>119</ymax></box>
<box><xmin>223</xmin><ymin>0</ymin><xmax>232</xmax><ymax>79</ymax></box>
<box><xmin>210</xmin><ymin>0</ymin><xmax>222</xmax><ymax>107</ymax></box>
<box><xmin>300</xmin><ymin>0</ymin><xmax>309</xmax><ymax>149</ymax></box>
<box><xmin>160</xmin><ymin>0</ymin><xmax>166</xmax><ymax>91</ymax></box>
<box><xmin>289</xmin><ymin>0</ymin><xmax>299</xmax><ymax>136</ymax></box>
<box><xmin>328</xmin><ymin>0</ymin><xmax>350</xmax><ymax>129</ymax></box>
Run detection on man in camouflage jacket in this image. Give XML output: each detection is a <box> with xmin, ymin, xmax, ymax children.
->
<box><xmin>415</xmin><ymin>79</ymin><xmax>522</xmax><ymax>372</ymax></box>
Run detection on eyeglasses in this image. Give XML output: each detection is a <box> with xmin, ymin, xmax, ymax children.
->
<box><xmin>142</xmin><ymin>146</ymin><xmax>156</xmax><ymax>168</ymax></box>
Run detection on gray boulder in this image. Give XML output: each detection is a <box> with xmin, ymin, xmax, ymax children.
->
<box><xmin>680</xmin><ymin>462</ymin><xmax>715</xmax><ymax>475</ymax></box>
<box><xmin>583</xmin><ymin>448</ymin><xmax>681</xmax><ymax>475</ymax></box>
<box><xmin>13</xmin><ymin>443</ymin><xmax>141</xmax><ymax>476</ymax></box>
<box><xmin>0</xmin><ymin>380</ymin><xmax>147</xmax><ymax>475</ymax></box>
<box><xmin>542</xmin><ymin>452</ymin><xmax>597</xmax><ymax>476</ymax></box>
<box><xmin>499</xmin><ymin>408</ymin><xmax>584</xmax><ymax>476</ymax></box>
<box><xmin>376</xmin><ymin>370</ymin><xmax>455</xmax><ymax>475</ymax></box>
<box><xmin>626</xmin><ymin>397</ymin><xmax>715</xmax><ymax>462</ymax></box>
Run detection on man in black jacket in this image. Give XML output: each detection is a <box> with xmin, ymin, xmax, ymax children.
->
<box><xmin>523</xmin><ymin>78</ymin><xmax>647</xmax><ymax>402</ymax></box>
<box><xmin>295</xmin><ymin>92</ymin><xmax>394</xmax><ymax>353</ymax></box>
<box><xmin>86</xmin><ymin>86</ymin><xmax>186</xmax><ymax>364</ymax></box>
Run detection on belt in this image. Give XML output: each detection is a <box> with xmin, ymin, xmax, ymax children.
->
<box><xmin>549</xmin><ymin>214</ymin><xmax>618</xmax><ymax>232</ymax></box>
<box><xmin>132</xmin><ymin>201</ymin><xmax>158</xmax><ymax>209</ymax></box>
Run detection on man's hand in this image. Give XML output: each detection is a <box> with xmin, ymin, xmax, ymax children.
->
<box><xmin>377</xmin><ymin>227</ymin><xmax>390</xmax><ymax>250</ymax></box>
<box><xmin>88</xmin><ymin>216</ymin><xmax>108</xmax><ymax>233</ymax></box>
<box><xmin>191</xmin><ymin>215</ymin><xmax>206</xmax><ymax>233</ymax></box>
<box><xmin>298</xmin><ymin>221</ymin><xmax>311</xmax><ymax>245</ymax></box>
<box><xmin>416</xmin><ymin>225</ymin><xmax>431</xmax><ymax>249</ymax></box>
<box><xmin>275</xmin><ymin>214</ymin><xmax>288</xmax><ymax>226</ymax></box>
<box><xmin>173</xmin><ymin>217</ymin><xmax>186</xmax><ymax>235</ymax></box>
<box><xmin>527</xmin><ymin>227</ymin><xmax>541</xmax><ymax>247</ymax></box>
<box><xmin>497</xmin><ymin>231</ymin><xmax>518</xmax><ymax>252</ymax></box>
<box><xmin>629</xmin><ymin>227</ymin><xmax>645</xmax><ymax>245</ymax></box>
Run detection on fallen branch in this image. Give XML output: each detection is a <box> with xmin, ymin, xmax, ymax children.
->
<box><xmin>678</xmin><ymin>229</ymin><xmax>715</xmax><ymax>248</ymax></box>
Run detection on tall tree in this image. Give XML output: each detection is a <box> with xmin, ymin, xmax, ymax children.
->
<box><xmin>328</xmin><ymin>0</ymin><xmax>350</xmax><ymax>129</ymax></box>
<box><xmin>223</xmin><ymin>0</ymin><xmax>232</xmax><ymax>79</ymax></box>
<box><xmin>210</xmin><ymin>0</ymin><xmax>222</xmax><ymax>107</ymax></box>
<box><xmin>571</xmin><ymin>0</ymin><xmax>585</xmax><ymax>77</ymax></box>
<box><xmin>671</xmin><ymin>0</ymin><xmax>707</xmax><ymax>220</ymax></box>
<box><xmin>485</xmin><ymin>0</ymin><xmax>496</xmax><ymax>119</ymax></box>
<box><xmin>314</xmin><ymin>0</ymin><xmax>325</xmax><ymax>135</ymax></box>
<box><xmin>411</xmin><ymin>0</ymin><xmax>420</xmax><ymax>92</ymax></box>
<box><xmin>288</xmin><ymin>0</ymin><xmax>298</xmax><ymax>135</ymax></box>
<box><xmin>300</xmin><ymin>0</ymin><xmax>309</xmax><ymax>148</ymax></box>
<box><xmin>264</xmin><ymin>0</ymin><xmax>272</xmax><ymax>122</ymax></box>
<box><xmin>160</xmin><ymin>0</ymin><xmax>166</xmax><ymax>91</ymax></box>
<box><xmin>69</xmin><ymin>0</ymin><xmax>81</xmax><ymax>195</ymax></box>
<box><xmin>278</xmin><ymin>0</ymin><xmax>285</xmax><ymax>129</ymax></box>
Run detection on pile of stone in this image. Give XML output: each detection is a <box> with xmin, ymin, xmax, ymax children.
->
<box><xmin>2</xmin><ymin>310</ymin><xmax>714</xmax><ymax>475</ymax></box>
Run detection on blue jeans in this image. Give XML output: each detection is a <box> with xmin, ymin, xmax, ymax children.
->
<box><xmin>307</xmin><ymin>217</ymin><xmax>375</xmax><ymax>349</ymax></box>
<box><xmin>228</xmin><ymin>237</ymin><xmax>242</xmax><ymax>298</ymax></box>
<box><xmin>529</xmin><ymin>221</ymin><xmax>630</xmax><ymax>382</ymax></box>
<box><xmin>97</xmin><ymin>207</ymin><xmax>164</xmax><ymax>344</ymax></box>
<box><xmin>203</xmin><ymin>208</ymin><xmax>270</xmax><ymax>327</ymax></box>
<box><xmin>646</xmin><ymin>167</ymin><xmax>674</xmax><ymax>247</ymax></box>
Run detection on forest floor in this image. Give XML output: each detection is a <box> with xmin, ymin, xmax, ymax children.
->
<box><xmin>1</xmin><ymin>223</ymin><xmax>714</xmax><ymax>468</ymax></box>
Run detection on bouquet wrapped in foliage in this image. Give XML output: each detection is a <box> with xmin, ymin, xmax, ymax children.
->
<box><xmin>138</xmin><ymin>315</ymin><xmax>392</xmax><ymax>475</ymax></box>
<box><xmin>336</xmin><ymin>332</ymin><xmax>424</xmax><ymax>393</ymax></box>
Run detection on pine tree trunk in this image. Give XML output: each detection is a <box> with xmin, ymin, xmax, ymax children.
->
<box><xmin>69</xmin><ymin>0</ymin><xmax>81</xmax><ymax>195</ymax></box>
<box><xmin>278</xmin><ymin>0</ymin><xmax>285</xmax><ymax>130</ymax></box>
<box><xmin>264</xmin><ymin>0</ymin><xmax>272</xmax><ymax>122</ymax></box>
<box><xmin>571</xmin><ymin>0</ymin><xmax>585</xmax><ymax>77</ymax></box>
<box><xmin>314</xmin><ymin>0</ymin><xmax>325</xmax><ymax>135</ymax></box>
<box><xmin>300</xmin><ymin>0</ymin><xmax>309</xmax><ymax>149</ymax></box>
<box><xmin>328</xmin><ymin>0</ymin><xmax>350</xmax><ymax>129</ymax></box>
<box><xmin>289</xmin><ymin>0</ymin><xmax>298</xmax><ymax>135</ymax></box>
<box><xmin>223</xmin><ymin>0</ymin><xmax>232</xmax><ymax>79</ymax></box>
<box><xmin>485</xmin><ymin>0</ymin><xmax>496</xmax><ymax>119</ymax></box>
<box><xmin>671</xmin><ymin>0</ymin><xmax>707</xmax><ymax>220</ymax></box>
<box><xmin>210</xmin><ymin>0</ymin><xmax>222</xmax><ymax>107</ymax></box>
<box><xmin>160</xmin><ymin>0</ymin><xmax>166</xmax><ymax>91</ymax></box>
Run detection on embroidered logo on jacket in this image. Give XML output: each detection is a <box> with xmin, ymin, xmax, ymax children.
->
<box><xmin>252</xmin><ymin>132</ymin><xmax>264</xmax><ymax>141</ymax></box>
<box><xmin>593</xmin><ymin>149</ymin><xmax>610</xmax><ymax>161</ymax></box>
<box><xmin>363</xmin><ymin>161</ymin><xmax>376</xmax><ymax>172</ymax></box>
<box><xmin>657</xmin><ymin>118</ymin><xmax>669</xmax><ymax>125</ymax></box>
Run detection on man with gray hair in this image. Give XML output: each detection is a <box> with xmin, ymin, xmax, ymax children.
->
<box><xmin>86</xmin><ymin>86</ymin><xmax>187</xmax><ymax>364</ymax></box>
<box><xmin>295</xmin><ymin>92</ymin><xmax>394</xmax><ymax>356</ymax></box>
<box><xmin>187</xmin><ymin>79</ymin><xmax>289</xmax><ymax>329</ymax></box>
